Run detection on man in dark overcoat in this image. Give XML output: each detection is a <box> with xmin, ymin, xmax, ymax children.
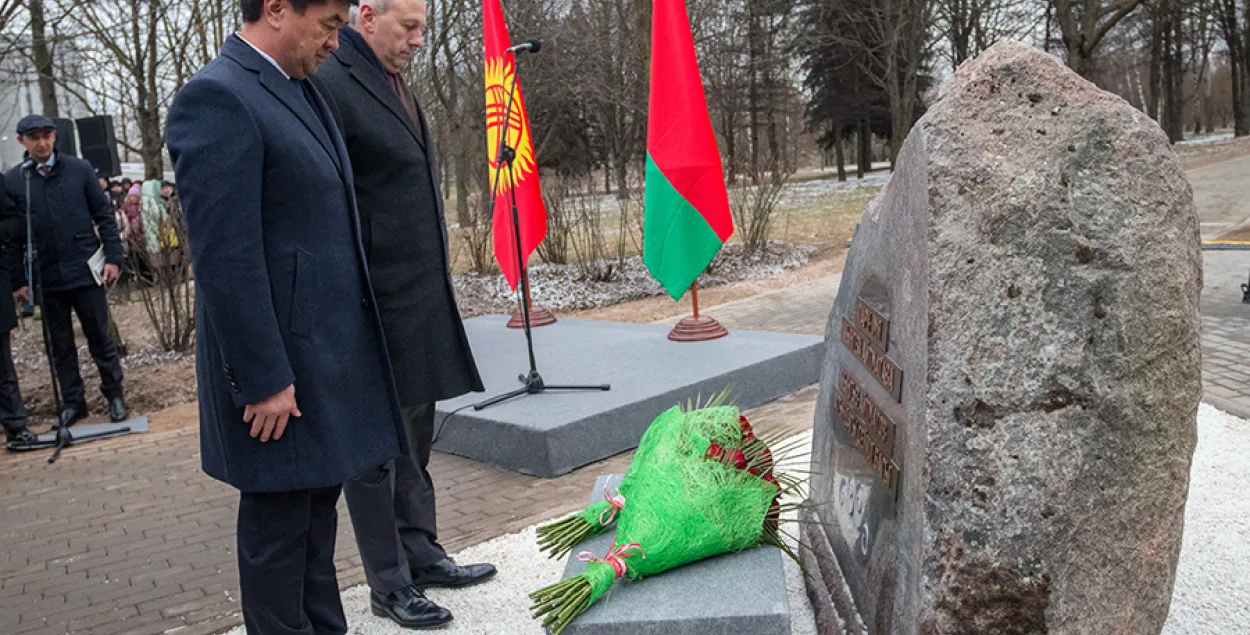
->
<box><xmin>165</xmin><ymin>0</ymin><xmax>407</xmax><ymax>632</ymax></box>
<box><xmin>4</xmin><ymin>115</ymin><xmax>128</xmax><ymax>426</ymax></box>
<box><xmin>313</xmin><ymin>0</ymin><xmax>492</xmax><ymax>628</ymax></box>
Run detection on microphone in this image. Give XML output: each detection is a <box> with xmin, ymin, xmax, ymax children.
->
<box><xmin>505</xmin><ymin>39</ymin><xmax>542</xmax><ymax>54</ymax></box>
<box><xmin>20</xmin><ymin>158</ymin><xmax>35</xmax><ymax>171</ymax></box>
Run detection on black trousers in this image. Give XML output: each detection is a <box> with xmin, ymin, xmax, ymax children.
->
<box><xmin>0</xmin><ymin>330</ymin><xmax>27</xmax><ymax>433</ymax></box>
<box><xmin>42</xmin><ymin>285</ymin><xmax>123</xmax><ymax>408</ymax></box>
<box><xmin>238</xmin><ymin>485</ymin><xmax>347</xmax><ymax>635</ymax></box>
<box><xmin>343</xmin><ymin>403</ymin><xmax>446</xmax><ymax>594</ymax></box>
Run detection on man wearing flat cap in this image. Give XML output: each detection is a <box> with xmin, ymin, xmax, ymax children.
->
<box><xmin>4</xmin><ymin>114</ymin><xmax>129</xmax><ymax>428</ymax></box>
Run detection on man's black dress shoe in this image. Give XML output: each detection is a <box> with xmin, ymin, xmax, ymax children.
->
<box><xmin>369</xmin><ymin>583</ymin><xmax>453</xmax><ymax>629</ymax></box>
<box><xmin>5</xmin><ymin>428</ymin><xmax>39</xmax><ymax>448</ymax></box>
<box><xmin>108</xmin><ymin>396</ymin><xmax>129</xmax><ymax>423</ymax></box>
<box><xmin>57</xmin><ymin>404</ymin><xmax>88</xmax><ymax>428</ymax></box>
<box><xmin>411</xmin><ymin>558</ymin><xmax>497</xmax><ymax>590</ymax></box>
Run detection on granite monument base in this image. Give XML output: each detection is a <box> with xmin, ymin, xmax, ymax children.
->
<box><xmin>434</xmin><ymin>316</ymin><xmax>823</xmax><ymax>477</ymax></box>
<box><xmin>557</xmin><ymin>474</ymin><xmax>791</xmax><ymax>635</ymax></box>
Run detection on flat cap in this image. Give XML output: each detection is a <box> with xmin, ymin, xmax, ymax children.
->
<box><xmin>16</xmin><ymin>114</ymin><xmax>56</xmax><ymax>135</ymax></box>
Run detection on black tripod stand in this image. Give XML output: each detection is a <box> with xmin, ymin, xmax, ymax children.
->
<box><xmin>9</xmin><ymin>163</ymin><xmax>130</xmax><ymax>462</ymax></box>
<box><xmin>473</xmin><ymin>47</ymin><xmax>609</xmax><ymax>411</ymax></box>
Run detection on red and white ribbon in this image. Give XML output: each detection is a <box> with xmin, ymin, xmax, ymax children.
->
<box><xmin>598</xmin><ymin>488</ymin><xmax>626</xmax><ymax>526</ymax></box>
<box><xmin>578</xmin><ymin>542</ymin><xmax>645</xmax><ymax>579</ymax></box>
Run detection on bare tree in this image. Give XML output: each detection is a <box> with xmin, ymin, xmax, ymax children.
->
<box><xmin>1214</xmin><ymin>0</ymin><xmax>1249</xmax><ymax>135</ymax></box>
<box><xmin>939</xmin><ymin>0</ymin><xmax>1043</xmax><ymax>69</ymax></box>
<box><xmin>1049</xmin><ymin>0</ymin><xmax>1146</xmax><ymax>76</ymax></box>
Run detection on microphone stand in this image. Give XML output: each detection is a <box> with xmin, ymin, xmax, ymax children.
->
<box><xmin>473</xmin><ymin>48</ymin><xmax>609</xmax><ymax>411</ymax></box>
<box><xmin>9</xmin><ymin>162</ymin><xmax>131</xmax><ymax>461</ymax></box>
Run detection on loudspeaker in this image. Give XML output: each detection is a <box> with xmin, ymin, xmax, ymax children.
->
<box><xmin>76</xmin><ymin>115</ymin><xmax>121</xmax><ymax>178</ymax></box>
<box><xmin>52</xmin><ymin>118</ymin><xmax>77</xmax><ymax>157</ymax></box>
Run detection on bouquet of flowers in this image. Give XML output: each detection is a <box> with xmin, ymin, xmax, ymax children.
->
<box><xmin>530</xmin><ymin>397</ymin><xmax>808</xmax><ymax>634</ymax></box>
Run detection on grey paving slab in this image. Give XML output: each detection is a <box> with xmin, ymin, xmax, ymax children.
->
<box><xmin>559</xmin><ymin>474</ymin><xmax>790</xmax><ymax>635</ymax></box>
<box><xmin>434</xmin><ymin>316</ymin><xmax>823</xmax><ymax>477</ymax></box>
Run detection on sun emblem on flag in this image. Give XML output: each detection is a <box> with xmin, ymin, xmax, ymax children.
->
<box><xmin>484</xmin><ymin>57</ymin><xmax>537</xmax><ymax>191</ymax></box>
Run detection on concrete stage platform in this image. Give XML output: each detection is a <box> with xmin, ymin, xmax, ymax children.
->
<box><xmin>433</xmin><ymin>316</ymin><xmax>823</xmax><ymax>477</ymax></box>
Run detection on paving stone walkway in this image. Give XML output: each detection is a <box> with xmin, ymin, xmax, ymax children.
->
<box><xmin>0</xmin><ymin>343</ymin><xmax>817</xmax><ymax>635</ymax></box>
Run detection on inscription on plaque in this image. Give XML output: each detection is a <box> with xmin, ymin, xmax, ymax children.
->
<box><xmin>855</xmin><ymin>299</ymin><xmax>889</xmax><ymax>351</ymax></box>
<box><xmin>841</xmin><ymin>319</ymin><xmax>904</xmax><ymax>402</ymax></box>
<box><xmin>833</xmin><ymin>295</ymin><xmax>905</xmax><ymax>499</ymax></box>
<box><xmin>837</xmin><ymin>367</ymin><xmax>895</xmax><ymax>455</ymax></box>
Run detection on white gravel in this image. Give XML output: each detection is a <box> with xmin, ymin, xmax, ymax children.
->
<box><xmin>1162</xmin><ymin>403</ymin><xmax>1250</xmax><ymax>634</ymax></box>
<box><xmin>220</xmin><ymin>405</ymin><xmax>1247</xmax><ymax>633</ymax></box>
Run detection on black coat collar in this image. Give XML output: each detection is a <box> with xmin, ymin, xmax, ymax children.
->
<box><xmin>331</xmin><ymin>28</ymin><xmax>426</xmax><ymax>151</ymax></box>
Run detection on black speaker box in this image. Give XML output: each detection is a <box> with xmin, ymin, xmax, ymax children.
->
<box><xmin>76</xmin><ymin>115</ymin><xmax>121</xmax><ymax>178</ymax></box>
<box><xmin>52</xmin><ymin>117</ymin><xmax>77</xmax><ymax>157</ymax></box>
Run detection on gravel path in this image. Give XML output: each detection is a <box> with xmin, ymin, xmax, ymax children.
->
<box><xmin>1162</xmin><ymin>403</ymin><xmax>1250</xmax><ymax>634</ymax></box>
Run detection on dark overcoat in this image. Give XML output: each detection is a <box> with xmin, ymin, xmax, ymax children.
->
<box><xmin>312</xmin><ymin>28</ymin><xmax>482</xmax><ymax>410</ymax></box>
<box><xmin>165</xmin><ymin>34</ymin><xmax>405</xmax><ymax>493</ymax></box>
<box><xmin>0</xmin><ymin>184</ymin><xmax>25</xmax><ymax>333</ymax></box>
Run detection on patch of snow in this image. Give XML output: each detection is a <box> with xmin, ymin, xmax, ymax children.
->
<box><xmin>1176</xmin><ymin>131</ymin><xmax>1236</xmax><ymax>147</ymax></box>
<box><xmin>455</xmin><ymin>242</ymin><xmax>817</xmax><ymax>317</ymax></box>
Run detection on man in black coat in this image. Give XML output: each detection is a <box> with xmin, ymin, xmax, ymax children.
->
<box><xmin>4</xmin><ymin>115</ymin><xmax>128</xmax><ymax>427</ymax></box>
<box><xmin>0</xmin><ymin>183</ymin><xmax>36</xmax><ymax>447</ymax></box>
<box><xmin>313</xmin><ymin>0</ymin><xmax>492</xmax><ymax>628</ymax></box>
<box><xmin>165</xmin><ymin>0</ymin><xmax>408</xmax><ymax>633</ymax></box>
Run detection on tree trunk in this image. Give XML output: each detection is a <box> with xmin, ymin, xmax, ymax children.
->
<box><xmin>141</xmin><ymin>0</ymin><xmax>164</xmax><ymax>179</ymax></box>
<box><xmin>1217</xmin><ymin>0</ymin><xmax>1249</xmax><ymax>135</ymax></box>
<box><xmin>1147</xmin><ymin>5</ymin><xmax>1163</xmax><ymax>121</ymax></box>
<box><xmin>857</xmin><ymin>118</ymin><xmax>871</xmax><ymax>177</ymax></box>
<box><xmin>835</xmin><ymin>126</ymin><xmax>847</xmax><ymax>182</ymax></box>
<box><xmin>1162</xmin><ymin>12</ymin><xmax>1184</xmax><ymax>143</ymax></box>
<box><xmin>29</xmin><ymin>0</ymin><xmax>59</xmax><ymax>118</ymax></box>
<box><xmin>454</xmin><ymin>145</ymin><xmax>472</xmax><ymax>227</ymax></box>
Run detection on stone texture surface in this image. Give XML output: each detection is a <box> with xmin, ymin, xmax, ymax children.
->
<box><xmin>560</xmin><ymin>475</ymin><xmax>790</xmax><ymax>635</ymax></box>
<box><xmin>435</xmin><ymin>316</ymin><xmax>823</xmax><ymax>477</ymax></box>
<box><xmin>807</xmin><ymin>41</ymin><xmax>1204</xmax><ymax>635</ymax></box>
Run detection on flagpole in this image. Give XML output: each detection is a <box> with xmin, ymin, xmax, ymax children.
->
<box><xmin>667</xmin><ymin>279</ymin><xmax>727</xmax><ymax>342</ymax></box>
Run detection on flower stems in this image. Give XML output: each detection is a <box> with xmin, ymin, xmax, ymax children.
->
<box><xmin>537</xmin><ymin>500</ymin><xmax>615</xmax><ymax>555</ymax></box>
<box><xmin>529</xmin><ymin>575</ymin><xmax>593</xmax><ymax>635</ymax></box>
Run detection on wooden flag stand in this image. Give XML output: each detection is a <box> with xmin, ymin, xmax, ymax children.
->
<box><xmin>667</xmin><ymin>282</ymin><xmax>728</xmax><ymax>342</ymax></box>
<box><xmin>507</xmin><ymin>277</ymin><xmax>557</xmax><ymax>329</ymax></box>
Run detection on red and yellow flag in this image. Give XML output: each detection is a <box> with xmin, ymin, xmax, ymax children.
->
<box><xmin>483</xmin><ymin>0</ymin><xmax>546</xmax><ymax>289</ymax></box>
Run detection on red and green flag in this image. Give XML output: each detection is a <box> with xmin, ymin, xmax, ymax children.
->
<box><xmin>643</xmin><ymin>0</ymin><xmax>734</xmax><ymax>300</ymax></box>
<box><xmin>483</xmin><ymin>0</ymin><xmax>547</xmax><ymax>289</ymax></box>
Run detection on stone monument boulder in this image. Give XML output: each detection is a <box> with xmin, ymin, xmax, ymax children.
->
<box><xmin>803</xmin><ymin>41</ymin><xmax>1203</xmax><ymax>635</ymax></box>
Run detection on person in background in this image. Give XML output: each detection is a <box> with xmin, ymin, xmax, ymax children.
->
<box><xmin>3</xmin><ymin>114</ymin><xmax>128</xmax><ymax>427</ymax></box>
<box><xmin>108</xmin><ymin>181</ymin><xmax>126</xmax><ymax>210</ymax></box>
<box><xmin>0</xmin><ymin>182</ymin><xmax>36</xmax><ymax>447</ymax></box>
<box><xmin>121</xmin><ymin>183</ymin><xmax>143</xmax><ymax>237</ymax></box>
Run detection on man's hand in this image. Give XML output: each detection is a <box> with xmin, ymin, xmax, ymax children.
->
<box><xmin>12</xmin><ymin>286</ymin><xmax>28</xmax><ymax>304</ymax></box>
<box><xmin>243</xmin><ymin>384</ymin><xmax>301</xmax><ymax>443</ymax></box>
<box><xmin>102</xmin><ymin>263</ymin><xmax>120</xmax><ymax>284</ymax></box>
